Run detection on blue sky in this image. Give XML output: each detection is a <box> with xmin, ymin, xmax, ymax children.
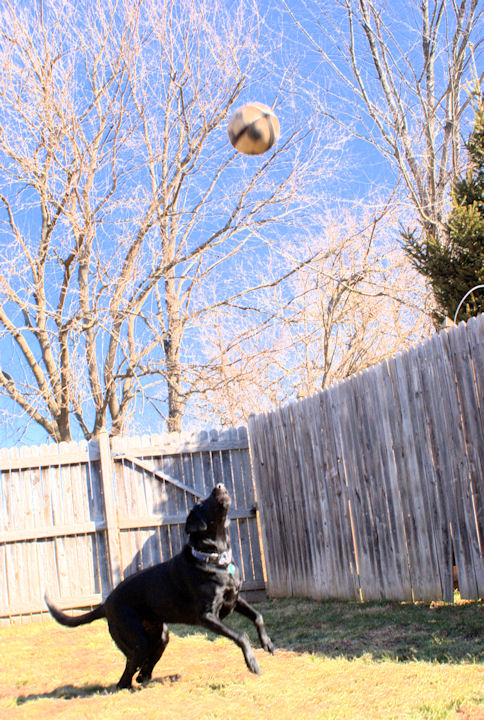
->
<box><xmin>0</xmin><ymin>0</ymin><xmax>480</xmax><ymax>448</ymax></box>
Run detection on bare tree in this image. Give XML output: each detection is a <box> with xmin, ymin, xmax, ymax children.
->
<box><xmin>283</xmin><ymin>0</ymin><xmax>482</xmax><ymax>244</ymax></box>
<box><xmin>191</xmin><ymin>204</ymin><xmax>432</xmax><ymax>427</ymax></box>
<box><xmin>0</xmin><ymin>0</ymin><xmax>331</xmax><ymax>443</ymax></box>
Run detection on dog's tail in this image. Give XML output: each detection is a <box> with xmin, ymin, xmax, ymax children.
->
<box><xmin>44</xmin><ymin>594</ymin><xmax>106</xmax><ymax>627</ymax></box>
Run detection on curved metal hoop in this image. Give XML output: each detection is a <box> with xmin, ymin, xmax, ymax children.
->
<box><xmin>453</xmin><ymin>285</ymin><xmax>484</xmax><ymax>324</ymax></box>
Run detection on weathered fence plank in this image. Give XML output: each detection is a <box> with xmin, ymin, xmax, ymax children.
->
<box><xmin>249</xmin><ymin>316</ymin><xmax>484</xmax><ymax>602</ymax></box>
<box><xmin>98</xmin><ymin>432</ymin><xmax>122</xmax><ymax>588</ymax></box>
<box><xmin>416</xmin><ymin>336</ymin><xmax>454</xmax><ymax>601</ymax></box>
<box><xmin>249</xmin><ymin>413</ymin><xmax>281</xmax><ymax>595</ymax></box>
<box><xmin>366</xmin><ymin>361</ymin><xmax>412</xmax><ymax>600</ymax></box>
<box><xmin>320</xmin><ymin>385</ymin><xmax>360</xmax><ymax>599</ymax></box>
<box><xmin>444</xmin><ymin>325</ymin><xmax>484</xmax><ymax>596</ymax></box>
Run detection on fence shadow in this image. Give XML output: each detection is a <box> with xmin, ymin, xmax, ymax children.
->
<box><xmin>226</xmin><ymin>597</ymin><xmax>484</xmax><ymax>664</ymax></box>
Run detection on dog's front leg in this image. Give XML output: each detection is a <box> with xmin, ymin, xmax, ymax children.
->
<box><xmin>200</xmin><ymin>613</ymin><xmax>261</xmax><ymax>674</ymax></box>
<box><xmin>234</xmin><ymin>597</ymin><xmax>274</xmax><ymax>654</ymax></box>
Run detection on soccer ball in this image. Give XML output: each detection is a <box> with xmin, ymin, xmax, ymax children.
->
<box><xmin>227</xmin><ymin>102</ymin><xmax>280</xmax><ymax>155</ymax></box>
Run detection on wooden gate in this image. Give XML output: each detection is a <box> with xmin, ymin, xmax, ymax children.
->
<box><xmin>109</xmin><ymin>429</ymin><xmax>264</xmax><ymax>594</ymax></box>
<box><xmin>0</xmin><ymin>427</ymin><xmax>265</xmax><ymax>625</ymax></box>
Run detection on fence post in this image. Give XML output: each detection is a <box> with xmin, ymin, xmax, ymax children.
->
<box><xmin>98</xmin><ymin>430</ymin><xmax>122</xmax><ymax>588</ymax></box>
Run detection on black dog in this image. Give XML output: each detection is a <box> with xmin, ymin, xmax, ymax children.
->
<box><xmin>45</xmin><ymin>483</ymin><xmax>274</xmax><ymax>689</ymax></box>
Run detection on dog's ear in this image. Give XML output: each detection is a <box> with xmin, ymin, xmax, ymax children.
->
<box><xmin>185</xmin><ymin>504</ymin><xmax>208</xmax><ymax>534</ymax></box>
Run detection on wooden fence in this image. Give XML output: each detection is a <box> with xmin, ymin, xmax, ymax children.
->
<box><xmin>1</xmin><ymin>318</ymin><xmax>483</xmax><ymax>621</ymax></box>
<box><xmin>0</xmin><ymin>427</ymin><xmax>264</xmax><ymax>625</ymax></box>
<box><xmin>248</xmin><ymin>315</ymin><xmax>484</xmax><ymax>603</ymax></box>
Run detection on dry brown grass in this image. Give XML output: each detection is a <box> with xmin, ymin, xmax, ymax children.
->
<box><xmin>1</xmin><ymin>598</ymin><xmax>482</xmax><ymax>720</ymax></box>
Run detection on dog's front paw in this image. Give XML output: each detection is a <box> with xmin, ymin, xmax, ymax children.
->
<box><xmin>262</xmin><ymin>636</ymin><xmax>275</xmax><ymax>655</ymax></box>
<box><xmin>245</xmin><ymin>650</ymin><xmax>261</xmax><ymax>675</ymax></box>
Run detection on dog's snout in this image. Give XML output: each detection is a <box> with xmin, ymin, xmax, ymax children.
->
<box><xmin>213</xmin><ymin>483</ymin><xmax>230</xmax><ymax>506</ymax></box>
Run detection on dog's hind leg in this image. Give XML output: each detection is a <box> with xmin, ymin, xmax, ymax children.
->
<box><xmin>108</xmin><ymin>612</ymin><xmax>155</xmax><ymax>690</ymax></box>
<box><xmin>136</xmin><ymin>624</ymin><xmax>170</xmax><ymax>684</ymax></box>
<box><xmin>117</xmin><ymin>656</ymin><xmax>140</xmax><ymax>690</ymax></box>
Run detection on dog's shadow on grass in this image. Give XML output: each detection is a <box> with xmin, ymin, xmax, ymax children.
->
<box><xmin>16</xmin><ymin>674</ymin><xmax>181</xmax><ymax>705</ymax></box>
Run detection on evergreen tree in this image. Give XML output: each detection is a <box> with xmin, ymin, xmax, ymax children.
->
<box><xmin>403</xmin><ymin>98</ymin><xmax>484</xmax><ymax>325</ymax></box>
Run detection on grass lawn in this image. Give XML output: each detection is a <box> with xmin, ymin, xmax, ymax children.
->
<box><xmin>0</xmin><ymin>597</ymin><xmax>482</xmax><ymax>720</ymax></box>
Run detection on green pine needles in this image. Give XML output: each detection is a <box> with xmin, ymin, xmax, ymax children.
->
<box><xmin>403</xmin><ymin>96</ymin><xmax>484</xmax><ymax>325</ymax></box>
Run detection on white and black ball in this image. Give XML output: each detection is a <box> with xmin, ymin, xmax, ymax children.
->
<box><xmin>227</xmin><ymin>102</ymin><xmax>280</xmax><ymax>156</ymax></box>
